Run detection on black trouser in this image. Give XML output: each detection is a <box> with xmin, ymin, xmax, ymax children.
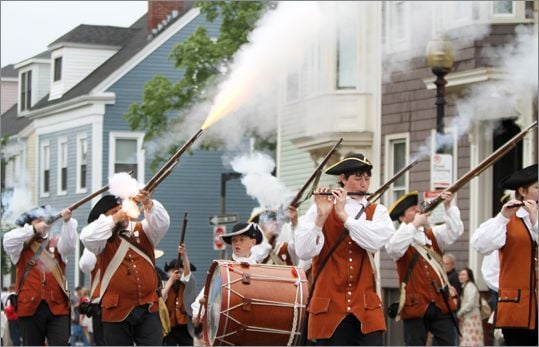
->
<box><xmin>18</xmin><ymin>300</ymin><xmax>70</xmax><ymax>346</ymax></box>
<box><xmin>8</xmin><ymin>319</ymin><xmax>21</xmax><ymax>346</ymax></box>
<box><xmin>91</xmin><ymin>311</ymin><xmax>106</xmax><ymax>346</ymax></box>
<box><xmin>102</xmin><ymin>305</ymin><xmax>162</xmax><ymax>346</ymax></box>
<box><xmin>314</xmin><ymin>314</ymin><xmax>383</xmax><ymax>346</ymax></box>
<box><xmin>503</xmin><ymin>319</ymin><xmax>538</xmax><ymax>347</ymax></box>
<box><xmin>163</xmin><ymin>324</ymin><xmax>193</xmax><ymax>346</ymax></box>
<box><xmin>403</xmin><ymin>303</ymin><xmax>455</xmax><ymax>346</ymax></box>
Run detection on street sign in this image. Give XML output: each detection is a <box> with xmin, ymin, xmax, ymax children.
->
<box><xmin>423</xmin><ymin>190</ymin><xmax>445</xmax><ymax>225</ymax></box>
<box><xmin>213</xmin><ymin>225</ymin><xmax>226</xmax><ymax>251</ymax></box>
<box><xmin>209</xmin><ymin>214</ymin><xmax>238</xmax><ymax>225</ymax></box>
<box><xmin>431</xmin><ymin>154</ymin><xmax>453</xmax><ymax>190</ymax></box>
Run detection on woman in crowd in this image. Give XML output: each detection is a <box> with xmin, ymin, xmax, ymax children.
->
<box><xmin>457</xmin><ymin>267</ymin><xmax>484</xmax><ymax>347</ymax></box>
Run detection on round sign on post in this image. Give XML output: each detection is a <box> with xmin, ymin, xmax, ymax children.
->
<box><xmin>213</xmin><ymin>225</ymin><xmax>226</xmax><ymax>251</ymax></box>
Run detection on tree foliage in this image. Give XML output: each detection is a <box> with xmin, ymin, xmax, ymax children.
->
<box><xmin>124</xmin><ymin>1</ymin><xmax>271</xmax><ymax>169</ymax></box>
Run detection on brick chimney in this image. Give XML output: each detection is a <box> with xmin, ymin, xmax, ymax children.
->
<box><xmin>148</xmin><ymin>0</ymin><xmax>184</xmax><ymax>32</ymax></box>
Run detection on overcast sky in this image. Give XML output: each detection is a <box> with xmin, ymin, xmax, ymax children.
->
<box><xmin>1</xmin><ymin>1</ymin><xmax>148</xmax><ymax>67</ymax></box>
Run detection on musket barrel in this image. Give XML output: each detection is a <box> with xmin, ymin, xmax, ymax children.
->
<box><xmin>420</xmin><ymin>120</ymin><xmax>537</xmax><ymax>214</ymax></box>
<box><xmin>143</xmin><ymin>128</ymin><xmax>204</xmax><ymax>192</ymax></box>
<box><xmin>289</xmin><ymin>138</ymin><xmax>343</xmax><ymax>208</ymax></box>
<box><xmin>180</xmin><ymin>212</ymin><xmax>188</xmax><ymax>245</ymax></box>
<box><xmin>368</xmin><ymin>159</ymin><xmax>418</xmax><ymax>203</ymax></box>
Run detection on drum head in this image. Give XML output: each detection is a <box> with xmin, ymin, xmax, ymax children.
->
<box><xmin>206</xmin><ymin>262</ymin><xmax>223</xmax><ymax>345</ymax></box>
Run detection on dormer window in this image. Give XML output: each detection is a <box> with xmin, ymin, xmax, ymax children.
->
<box><xmin>54</xmin><ymin>57</ymin><xmax>62</xmax><ymax>81</ymax></box>
<box><xmin>20</xmin><ymin>70</ymin><xmax>32</xmax><ymax>111</ymax></box>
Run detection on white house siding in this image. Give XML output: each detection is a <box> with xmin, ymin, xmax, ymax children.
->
<box><xmin>49</xmin><ymin>46</ymin><xmax>118</xmax><ymax>100</ymax></box>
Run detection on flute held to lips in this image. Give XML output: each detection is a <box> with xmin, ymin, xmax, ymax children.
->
<box><xmin>312</xmin><ymin>191</ymin><xmax>371</xmax><ymax>196</ymax></box>
<box><xmin>506</xmin><ymin>201</ymin><xmax>538</xmax><ymax>209</ymax></box>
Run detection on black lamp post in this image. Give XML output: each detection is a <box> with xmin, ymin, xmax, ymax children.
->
<box><xmin>426</xmin><ymin>37</ymin><xmax>455</xmax><ymax>150</ymax></box>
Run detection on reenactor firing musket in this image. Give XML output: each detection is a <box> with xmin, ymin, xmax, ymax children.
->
<box><xmin>420</xmin><ymin>120</ymin><xmax>537</xmax><ymax>214</ymax></box>
<box><xmin>289</xmin><ymin>138</ymin><xmax>343</xmax><ymax>208</ymax></box>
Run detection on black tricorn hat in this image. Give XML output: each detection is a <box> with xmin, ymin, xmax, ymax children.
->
<box><xmin>164</xmin><ymin>258</ymin><xmax>197</xmax><ymax>272</ymax></box>
<box><xmin>247</xmin><ymin>208</ymin><xmax>277</xmax><ymax>224</ymax></box>
<box><xmin>88</xmin><ymin>195</ymin><xmax>121</xmax><ymax>223</ymax></box>
<box><xmin>221</xmin><ymin>223</ymin><xmax>263</xmax><ymax>245</ymax></box>
<box><xmin>324</xmin><ymin>153</ymin><xmax>373</xmax><ymax>175</ymax></box>
<box><xmin>389</xmin><ymin>191</ymin><xmax>419</xmax><ymax>221</ymax></box>
<box><xmin>15</xmin><ymin>205</ymin><xmax>53</xmax><ymax>227</ymax></box>
<box><xmin>500</xmin><ymin>164</ymin><xmax>538</xmax><ymax>190</ymax></box>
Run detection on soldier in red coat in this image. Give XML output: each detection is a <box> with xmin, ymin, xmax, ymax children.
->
<box><xmin>295</xmin><ymin>153</ymin><xmax>394</xmax><ymax>345</ymax></box>
<box><xmin>80</xmin><ymin>191</ymin><xmax>170</xmax><ymax>346</ymax></box>
<box><xmin>3</xmin><ymin>206</ymin><xmax>77</xmax><ymax>345</ymax></box>
<box><xmin>472</xmin><ymin>164</ymin><xmax>538</xmax><ymax>346</ymax></box>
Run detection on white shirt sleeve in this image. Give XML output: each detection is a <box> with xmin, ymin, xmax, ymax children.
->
<box><xmin>346</xmin><ymin>204</ymin><xmax>395</xmax><ymax>253</ymax></box>
<box><xmin>385</xmin><ymin>222</ymin><xmax>416</xmax><ymax>261</ymax></box>
<box><xmin>79</xmin><ymin>248</ymin><xmax>97</xmax><ymax>274</ymax></box>
<box><xmin>141</xmin><ymin>200</ymin><xmax>170</xmax><ymax>246</ymax></box>
<box><xmin>250</xmin><ymin>239</ymin><xmax>272</xmax><ymax>263</ymax></box>
<box><xmin>294</xmin><ymin>204</ymin><xmax>325</xmax><ymax>260</ymax></box>
<box><xmin>56</xmin><ymin>218</ymin><xmax>78</xmax><ymax>263</ymax></box>
<box><xmin>2</xmin><ymin>225</ymin><xmax>34</xmax><ymax>264</ymax></box>
<box><xmin>432</xmin><ymin>205</ymin><xmax>464</xmax><ymax>251</ymax></box>
<box><xmin>471</xmin><ymin>213</ymin><xmax>509</xmax><ymax>255</ymax></box>
<box><xmin>191</xmin><ymin>287</ymin><xmax>205</xmax><ymax>320</ymax></box>
<box><xmin>80</xmin><ymin>214</ymin><xmax>116</xmax><ymax>255</ymax></box>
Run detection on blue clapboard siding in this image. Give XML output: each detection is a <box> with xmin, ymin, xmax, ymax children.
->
<box><xmin>37</xmin><ymin>125</ymin><xmax>93</xmax><ymax>288</ymax></box>
<box><xmin>102</xmin><ymin>12</ymin><xmax>256</xmax><ymax>288</ymax></box>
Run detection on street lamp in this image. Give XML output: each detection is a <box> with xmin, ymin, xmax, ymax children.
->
<box><xmin>426</xmin><ymin>37</ymin><xmax>455</xmax><ymax>140</ymax></box>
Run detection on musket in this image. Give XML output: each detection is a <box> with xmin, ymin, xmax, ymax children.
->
<box><xmin>368</xmin><ymin>159</ymin><xmax>418</xmax><ymax>203</ymax></box>
<box><xmin>289</xmin><ymin>138</ymin><xmax>343</xmax><ymax>208</ymax></box>
<box><xmin>144</xmin><ymin>128</ymin><xmax>204</xmax><ymax>193</ymax></box>
<box><xmin>420</xmin><ymin>120</ymin><xmax>538</xmax><ymax>214</ymax></box>
<box><xmin>173</xmin><ymin>212</ymin><xmax>189</xmax><ymax>291</ymax></box>
<box><xmin>48</xmin><ymin>170</ymin><xmax>134</xmax><ymax>224</ymax></box>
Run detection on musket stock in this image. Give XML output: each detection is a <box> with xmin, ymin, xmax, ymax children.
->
<box><xmin>420</xmin><ymin>120</ymin><xmax>537</xmax><ymax>214</ymax></box>
<box><xmin>289</xmin><ymin>138</ymin><xmax>343</xmax><ymax>208</ymax></box>
<box><xmin>143</xmin><ymin>128</ymin><xmax>204</xmax><ymax>193</ymax></box>
<box><xmin>48</xmin><ymin>170</ymin><xmax>134</xmax><ymax>224</ymax></box>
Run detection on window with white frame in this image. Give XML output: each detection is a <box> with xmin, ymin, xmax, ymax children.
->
<box><xmin>493</xmin><ymin>1</ymin><xmax>514</xmax><ymax>15</ymax></box>
<box><xmin>76</xmin><ymin>135</ymin><xmax>88</xmax><ymax>192</ymax></box>
<box><xmin>110</xmin><ymin>132</ymin><xmax>144</xmax><ymax>181</ymax></box>
<box><xmin>336</xmin><ymin>2</ymin><xmax>358</xmax><ymax>89</ymax></box>
<box><xmin>388</xmin><ymin>137</ymin><xmax>408</xmax><ymax>203</ymax></box>
<box><xmin>54</xmin><ymin>57</ymin><xmax>62</xmax><ymax>82</ymax></box>
<box><xmin>58</xmin><ymin>138</ymin><xmax>68</xmax><ymax>194</ymax></box>
<box><xmin>41</xmin><ymin>142</ymin><xmax>50</xmax><ymax>196</ymax></box>
<box><xmin>20</xmin><ymin>70</ymin><xmax>32</xmax><ymax>111</ymax></box>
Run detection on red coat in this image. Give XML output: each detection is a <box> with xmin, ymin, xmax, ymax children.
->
<box><xmin>96</xmin><ymin>223</ymin><xmax>159</xmax><ymax>322</ymax></box>
<box><xmin>396</xmin><ymin>229</ymin><xmax>458</xmax><ymax>320</ymax></box>
<box><xmin>15</xmin><ymin>240</ymin><xmax>69</xmax><ymax>317</ymax></box>
<box><xmin>496</xmin><ymin>216</ymin><xmax>538</xmax><ymax>329</ymax></box>
<box><xmin>308</xmin><ymin>204</ymin><xmax>386</xmax><ymax>339</ymax></box>
<box><xmin>165</xmin><ymin>282</ymin><xmax>188</xmax><ymax>327</ymax></box>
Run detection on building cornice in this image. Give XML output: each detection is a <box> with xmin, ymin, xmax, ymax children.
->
<box><xmin>24</xmin><ymin>93</ymin><xmax>116</xmax><ymax>119</ymax></box>
<box><xmin>422</xmin><ymin>67</ymin><xmax>508</xmax><ymax>90</ymax></box>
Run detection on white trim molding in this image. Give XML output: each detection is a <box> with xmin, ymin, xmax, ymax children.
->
<box><xmin>76</xmin><ymin>133</ymin><xmax>89</xmax><ymax>194</ymax></box>
<box><xmin>39</xmin><ymin>140</ymin><xmax>51</xmax><ymax>198</ymax></box>
<box><xmin>383</xmin><ymin>132</ymin><xmax>410</xmax><ymax>206</ymax></box>
<box><xmin>108</xmin><ymin>131</ymin><xmax>145</xmax><ymax>183</ymax></box>
<box><xmin>56</xmin><ymin>137</ymin><xmax>68</xmax><ymax>196</ymax></box>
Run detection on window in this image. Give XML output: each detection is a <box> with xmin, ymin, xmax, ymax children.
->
<box><xmin>76</xmin><ymin>135</ymin><xmax>88</xmax><ymax>192</ymax></box>
<box><xmin>58</xmin><ymin>138</ymin><xmax>68</xmax><ymax>194</ymax></box>
<box><xmin>20</xmin><ymin>70</ymin><xmax>32</xmax><ymax>111</ymax></box>
<box><xmin>41</xmin><ymin>142</ymin><xmax>50</xmax><ymax>196</ymax></box>
<box><xmin>493</xmin><ymin>1</ymin><xmax>514</xmax><ymax>15</ymax></box>
<box><xmin>109</xmin><ymin>132</ymin><xmax>144</xmax><ymax>182</ymax></box>
<box><xmin>336</xmin><ymin>2</ymin><xmax>358</xmax><ymax>89</ymax></box>
<box><xmin>385</xmin><ymin>133</ymin><xmax>410</xmax><ymax>206</ymax></box>
<box><xmin>54</xmin><ymin>57</ymin><xmax>62</xmax><ymax>81</ymax></box>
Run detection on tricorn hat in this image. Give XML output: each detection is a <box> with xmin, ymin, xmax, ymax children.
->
<box><xmin>324</xmin><ymin>153</ymin><xmax>373</xmax><ymax>175</ymax></box>
<box><xmin>389</xmin><ymin>191</ymin><xmax>419</xmax><ymax>221</ymax></box>
<box><xmin>500</xmin><ymin>164</ymin><xmax>538</xmax><ymax>190</ymax></box>
<box><xmin>88</xmin><ymin>195</ymin><xmax>121</xmax><ymax>223</ymax></box>
<box><xmin>164</xmin><ymin>258</ymin><xmax>197</xmax><ymax>272</ymax></box>
<box><xmin>15</xmin><ymin>205</ymin><xmax>54</xmax><ymax>227</ymax></box>
<box><xmin>221</xmin><ymin>223</ymin><xmax>263</xmax><ymax>245</ymax></box>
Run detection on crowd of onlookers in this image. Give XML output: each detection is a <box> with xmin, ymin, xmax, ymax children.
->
<box><xmin>1</xmin><ymin>285</ymin><xmax>93</xmax><ymax>346</ymax></box>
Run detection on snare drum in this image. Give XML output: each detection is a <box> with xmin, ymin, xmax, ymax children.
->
<box><xmin>202</xmin><ymin>260</ymin><xmax>308</xmax><ymax>346</ymax></box>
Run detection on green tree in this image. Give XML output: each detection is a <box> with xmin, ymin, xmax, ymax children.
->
<box><xmin>125</xmin><ymin>1</ymin><xmax>273</xmax><ymax>169</ymax></box>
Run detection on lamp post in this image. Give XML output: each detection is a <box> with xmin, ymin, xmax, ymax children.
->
<box><xmin>426</xmin><ymin>37</ymin><xmax>455</xmax><ymax>148</ymax></box>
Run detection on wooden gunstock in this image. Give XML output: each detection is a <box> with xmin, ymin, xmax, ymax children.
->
<box><xmin>289</xmin><ymin>138</ymin><xmax>343</xmax><ymax>208</ymax></box>
<box><xmin>420</xmin><ymin>120</ymin><xmax>537</xmax><ymax>214</ymax></box>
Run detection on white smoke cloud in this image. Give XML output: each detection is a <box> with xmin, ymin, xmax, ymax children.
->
<box><xmin>109</xmin><ymin>172</ymin><xmax>141</xmax><ymax>199</ymax></box>
<box><xmin>230</xmin><ymin>152</ymin><xmax>295</xmax><ymax>209</ymax></box>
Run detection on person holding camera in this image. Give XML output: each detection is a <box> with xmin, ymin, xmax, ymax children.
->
<box><xmin>385</xmin><ymin>190</ymin><xmax>464</xmax><ymax>346</ymax></box>
<box><xmin>2</xmin><ymin>206</ymin><xmax>77</xmax><ymax>346</ymax></box>
<box><xmin>79</xmin><ymin>248</ymin><xmax>105</xmax><ymax>346</ymax></box>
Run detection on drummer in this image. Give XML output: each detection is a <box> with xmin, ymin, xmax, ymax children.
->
<box><xmin>191</xmin><ymin>223</ymin><xmax>263</xmax><ymax>329</ymax></box>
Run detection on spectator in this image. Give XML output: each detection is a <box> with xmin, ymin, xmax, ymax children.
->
<box><xmin>457</xmin><ymin>268</ymin><xmax>484</xmax><ymax>346</ymax></box>
<box><xmin>4</xmin><ymin>294</ymin><xmax>21</xmax><ymax>346</ymax></box>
